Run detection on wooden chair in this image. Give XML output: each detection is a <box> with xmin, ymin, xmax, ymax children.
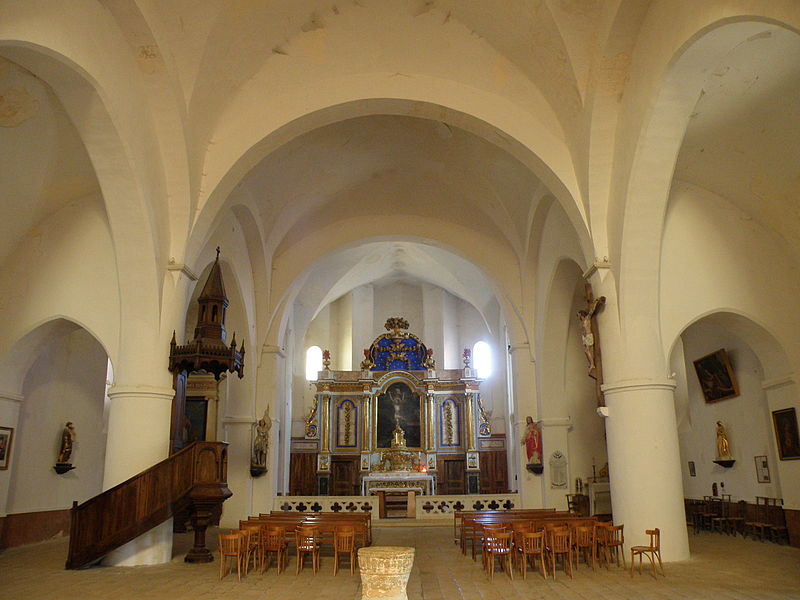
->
<box><xmin>745</xmin><ymin>497</ymin><xmax>771</xmax><ymax>541</ymax></box>
<box><xmin>630</xmin><ymin>528</ymin><xmax>664</xmax><ymax>578</ymax></box>
<box><xmin>333</xmin><ymin>526</ymin><xmax>356</xmax><ymax>575</ymax></box>
<box><xmin>239</xmin><ymin>521</ymin><xmax>263</xmax><ymax>575</ymax></box>
<box><xmin>219</xmin><ymin>531</ymin><xmax>244</xmax><ymax>581</ymax></box>
<box><xmin>604</xmin><ymin>524</ymin><xmax>626</xmax><ymax>569</ymax></box>
<box><xmin>480</xmin><ymin>525</ymin><xmax>506</xmax><ymax>569</ymax></box>
<box><xmin>547</xmin><ymin>527</ymin><xmax>573</xmax><ymax>579</ymax></box>
<box><xmin>593</xmin><ymin>522</ymin><xmax>610</xmax><ymax>568</ymax></box>
<box><xmin>510</xmin><ymin>522</ymin><xmax>532</xmax><ymax>570</ymax></box>
<box><xmin>517</xmin><ymin>531</ymin><xmax>547</xmax><ymax>580</ymax></box>
<box><xmin>295</xmin><ymin>526</ymin><xmax>321</xmax><ymax>574</ymax></box>
<box><xmin>572</xmin><ymin>525</ymin><xmax>595</xmax><ymax>570</ymax></box>
<box><xmin>485</xmin><ymin>531</ymin><xmax>513</xmax><ymax>580</ymax></box>
<box><xmin>262</xmin><ymin>526</ymin><xmax>287</xmax><ymax>574</ymax></box>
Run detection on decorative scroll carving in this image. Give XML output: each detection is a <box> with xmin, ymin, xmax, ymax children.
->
<box><xmin>304</xmin><ymin>397</ymin><xmax>319</xmax><ymax>439</ymax></box>
<box><xmin>365</xmin><ymin>317</ymin><xmax>430</xmax><ymax>371</ymax></box>
<box><xmin>477</xmin><ymin>396</ymin><xmax>491</xmax><ymax>437</ymax></box>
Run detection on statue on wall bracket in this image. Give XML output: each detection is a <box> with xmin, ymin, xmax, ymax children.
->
<box><xmin>250</xmin><ymin>407</ymin><xmax>271</xmax><ymax>477</ymax></box>
<box><xmin>523</xmin><ymin>416</ymin><xmax>543</xmax><ymax>474</ymax></box>
<box><xmin>54</xmin><ymin>421</ymin><xmax>76</xmax><ymax>474</ymax></box>
<box><xmin>713</xmin><ymin>420</ymin><xmax>735</xmax><ymax>468</ymax></box>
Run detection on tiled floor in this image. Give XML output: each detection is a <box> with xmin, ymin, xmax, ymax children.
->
<box><xmin>2</xmin><ymin>526</ymin><xmax>799</xmax><ymax>599</ymax></box>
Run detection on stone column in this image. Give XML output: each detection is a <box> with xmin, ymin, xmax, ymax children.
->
<box><xmin>601</xmin><ymin>379</ymin><xmax>689</xmax><ymax>561</ymax></box>
<box><xmin>361</xmin><ymin>391</ymin><xmax>372</xmax><ymax>472</ymax></box>
<box><xmin>103</xmin><ymin>385</ymin><xmax>175</xmax><ymax>566</ymax></box>
<box><xmin>509</xmin><ymin>342</ymin><xmax>544</xmax><ymax>508</ymax></box>
<box><xmin>358</xmin><ymin>546</ymin><xmax>415</xmax><ymax>600</ymax></box>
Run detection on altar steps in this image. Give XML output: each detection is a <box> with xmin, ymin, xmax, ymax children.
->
<box><xmin>375</xmin><ymin>518</ymin><xmax>450</xmax><ymax>528</ymax></box>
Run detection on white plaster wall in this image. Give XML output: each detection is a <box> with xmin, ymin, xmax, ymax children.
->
<box><xmin>676</xmin><ymin>323</ymin><xmax>780</xmax><ymax>501</ymax></box>
<box><xmin>7</xmin><ymin>328</ymin><xmax>107</xmax><ymax>513</ymax></box>
<box><xmin>661</xmin><ymin>182</ymin><xmax>800</xmax><ymax>508</ymax></box>
<box><xmin>0</xmin><ymin>196</ymin><xmax>119</xmax><ymax>376</ymax></box>
<box><xmin>661</xmin><ymin>182</ymin><xmax>800</xmax><ymax>379</ymax></box>
<box><xmin>372</xmin><ymin>281</ymin><xmax>423</xmax><ymax>335</ymax></box>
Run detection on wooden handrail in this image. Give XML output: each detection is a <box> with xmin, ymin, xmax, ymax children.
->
<box><xmin>66</xmin><ymin>441</ymin><xmax>231</xmax><ymax>569</ymax></box>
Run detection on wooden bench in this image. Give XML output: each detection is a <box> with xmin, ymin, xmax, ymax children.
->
<box><xmin>454</xmin><ymin>509</ymin><xmax>556</xmax><ymax>546</ymax></box>
<box><xmin>250</xmin><ymin>512</ymin><xmax>372</xmax><ymax>549</ymax></box>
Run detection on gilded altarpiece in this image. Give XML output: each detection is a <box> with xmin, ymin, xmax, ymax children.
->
<box><xmin>298</xmin><ymin>318</ymin><xmax>492</xmax><ymax>496</ymax></box>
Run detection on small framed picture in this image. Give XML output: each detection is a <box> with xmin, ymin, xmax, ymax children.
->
<box><xmin>754</xmin><ymin>455</ymin><xmax>770</xmax><ymax>483</ymax></box>
<box><xmin>0</xmin><ymin>427</ymin><xmax>14</xmax><ymax>470</ymax></box>
<box><xmin>693</xmin><ymin>349</ymin><xmax>739</xmax><ymax>403</ymax></box>
<box><xmin>772</xmin><ymin>407</ymin><xmax>800</xmax><ymax>460</ymax></box>
<box><xmin>466</xmin><ymin>451</ymin><xmax>479</xmax><ymax>470</ymax></box>
<box><xmin>688</xmin><ymin>460</ymin><xmax>696</xmax><ymax>477</ymax></box>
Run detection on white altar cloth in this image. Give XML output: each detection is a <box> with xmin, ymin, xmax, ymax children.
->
<box><xmin>361</xmin><ymin>472</ymin><xmax>435</xmax><ymax>495</ymax></box>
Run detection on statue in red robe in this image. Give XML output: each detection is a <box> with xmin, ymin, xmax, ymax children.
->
<box><xmin>523</xmin><ymin>416</ymin><xmax>541</xmax><ymax>464</ymax></box>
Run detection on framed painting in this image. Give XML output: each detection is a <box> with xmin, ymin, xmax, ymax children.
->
<box><xmin>375</xmin><ymin>381</ymin><xmax>423</xmax><ymax>449</ymax></box>
<box><xmin>754</xmin><ymin>455</ymin><xmax>770</xmax><ymax>483</ymax></box>
<box><xmin>688</xmin><ymin>461</ymin><xmax>696</xmax><ymax>477</ymax></box>
<box><xmin>0</xmin><ymin>426</ymin><xmax>13</xmax><ymax>470</ymax></box>
<box><xmin>772</xmin><ymin>407</ymin><xmax>800</xmax><ymax>460</ymax></box>
<box><xmin>693</xmin><ymin>349</ymin><xmax>739</xmax><ymax>403</ymax></box>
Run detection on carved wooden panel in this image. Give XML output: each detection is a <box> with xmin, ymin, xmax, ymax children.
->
<box><xmin>439</xmin><ymin>456</ymin><xmax>466</xmax><ymax>495</ymax></box>
<box><xmin>289</xmin><ymin>452</ymin><xmax>318</xmax><ymax>496</ymax></box>
<box><xmin>479</xmin><ymin>450</ymin><xmax>508</xmax><ymax>494</ymax></box>
<box><xmin>331</xmin><ymin>455</ymin><xmax>360</xmax><ymax>496</ymax></box>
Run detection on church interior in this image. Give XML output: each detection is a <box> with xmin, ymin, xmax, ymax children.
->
<box><xmin>1</xmin><ymin>0</ymin><xmax>799</xmax><ymax>596</ymax></box>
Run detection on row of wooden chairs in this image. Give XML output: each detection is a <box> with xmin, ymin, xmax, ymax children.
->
<box><xmin>218</xmin><ymin>524</ymin><xmax>357</xmax><ymax>581</ymax></box>
<box><xmin>686</xmin><ymin>496</ymin><xmax>789</xmax><ymax>543</ymax></box>
<box><xmin>478</xmin><ymin>522</ymin><xmax>626</xmax><ymax>580</ymax></box>
<box><xmin>477</xmin><ymin>522</ymin><xmax>663</xmax><ymax>581</ymax></box>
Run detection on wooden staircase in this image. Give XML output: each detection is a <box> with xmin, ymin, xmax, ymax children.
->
<box><xmin>66</xmin><ymin>441</ymin><xmax>232</xmax><ymax>569</ymax></box>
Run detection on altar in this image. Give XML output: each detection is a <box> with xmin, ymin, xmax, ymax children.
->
<box><xmin>362</xmin><ymin>472</ymin><xmax>435</xmax><ymax>496</ymax></box>
<box><xmin>291</xmin><ymin>317</ymin><xmax>495</xmax><ymax>499</ymax></box>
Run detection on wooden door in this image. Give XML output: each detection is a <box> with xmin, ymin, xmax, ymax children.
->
<box><xmin>331</xmin><ymin>456</ymin><xmax>360</xmax><ymax>495</ymax></box>
<box><xmin>439</xmin><ymin>457</ymin><xmax>466</xmax><ymax>495</ymax></box>
<box><xmin>289</xmin><ymin>452</ymin><xmax>318</xmax><ymax>496</ymax></box>
<box><xmin>479</xmin><ymin>451</ymin><xmax>508</xmax><ymax>494</ymax></box>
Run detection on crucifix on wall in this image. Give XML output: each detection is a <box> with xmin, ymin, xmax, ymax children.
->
<box><xmin>577</xmin><ymin>283</ymin><xmax>605</xmax><ymax>406</ymax></box>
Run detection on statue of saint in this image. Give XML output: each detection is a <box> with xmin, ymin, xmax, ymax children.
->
<box><xmin>522</xmin><ymin>416</ymin><xmax>541</xmax><ymax>464</ymax></box>
<box><xmin>58</xmin><ymin>422</ymin><xmax>76</xmax><ymax>464</ymax></box>
<box><xmin>715</xmin><ymin>421</ymin><xmax>731</xmax><ymax>459</ymax></box>
<box><xmin>252</xmin><ymin>408</ymin><xmax>271</xmax><ymax>467</ymax></box>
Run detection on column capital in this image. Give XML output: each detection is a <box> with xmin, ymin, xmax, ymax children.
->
<box><xmin>0</xmin><ymin>391</ymin><xmax>24</xmax><ymax>404</ymax></box>
<box><xmin>761</xmin><ymin>373</ymin><xmax>797</xmax><ymax>391</ymax></box>
<box><xmin>261</xmin><ymin>344</ymin><xmax>286</xmax><ymax>358</ymax></box>
<box><xmin>601</xmin><ymin>378</ymin><xmax>677</xmax><ymax>397</ymax></box>
<box><xmin>107</xmin><ymin>386</ymin><xmax>175</xmax><ymax>402</ymax></box>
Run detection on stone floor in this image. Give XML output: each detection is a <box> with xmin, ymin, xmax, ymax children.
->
<box><xmin>1</xmin><ymin>526</ymin><xmax>799</xmax><ymax>599</ymax></box>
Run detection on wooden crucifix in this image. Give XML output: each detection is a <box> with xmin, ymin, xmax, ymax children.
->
<box><xmin>577</xmin><ymin>283</ymin><xmax>606</xmax><ymax>407</ymax></box>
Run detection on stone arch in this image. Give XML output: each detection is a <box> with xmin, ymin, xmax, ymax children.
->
<box><xmin>0</xmin><ymin>40</ymin><xmax>165</xmax><ymax>384</ymax></box>
<box><xmin>188</xmin><ymin>97</ymin><xmax>592</xmax><ymax>269</ymax></box>
<box><xmin>264</xmin><ymin>229</ymin><xmax>528</xmax><ymax>354</ymax></box>
<box><xmin>667</xmin><ymin>309</ymin><xmax>796</xmax><ymax>502</ymax></box>
<box><xmin>1</xmin><ymin>318</ymin><xmax>111</xmax><ymax>517</ymax></box>
<box><xmin>0</xmin><ymin>318</ymin><xmax>113</xmax><ymax>398</ymax></box>
<box><xmin>667</xmin><ymin>310</ymin><xmax>792</xmax><ymax>382</ymax></box>
<box><xmin>614</xmin><ymin>17</ymin><xmax>800</xmax><ymax>378</ymax></box>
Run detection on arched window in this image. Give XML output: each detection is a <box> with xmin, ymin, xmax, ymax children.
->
<box><xmin>473</xmin><ymin>341</ymin><xmax>492</xmax><ymax>379</ymax></box>
<box><xmin>306</xmin><ymin>346</ymin><xmax>323</xmax><ymax>381</ymax></box>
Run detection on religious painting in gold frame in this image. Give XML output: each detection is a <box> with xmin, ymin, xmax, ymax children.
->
<box><xmin>693</xmin><ymin>348</ymin><xmax>739</xmax><ymax>403</ymax></box>
<box><xmin>374</xmin><ymin>380</ymin><xmax>425</xmax><ymax>450</ymax></box>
